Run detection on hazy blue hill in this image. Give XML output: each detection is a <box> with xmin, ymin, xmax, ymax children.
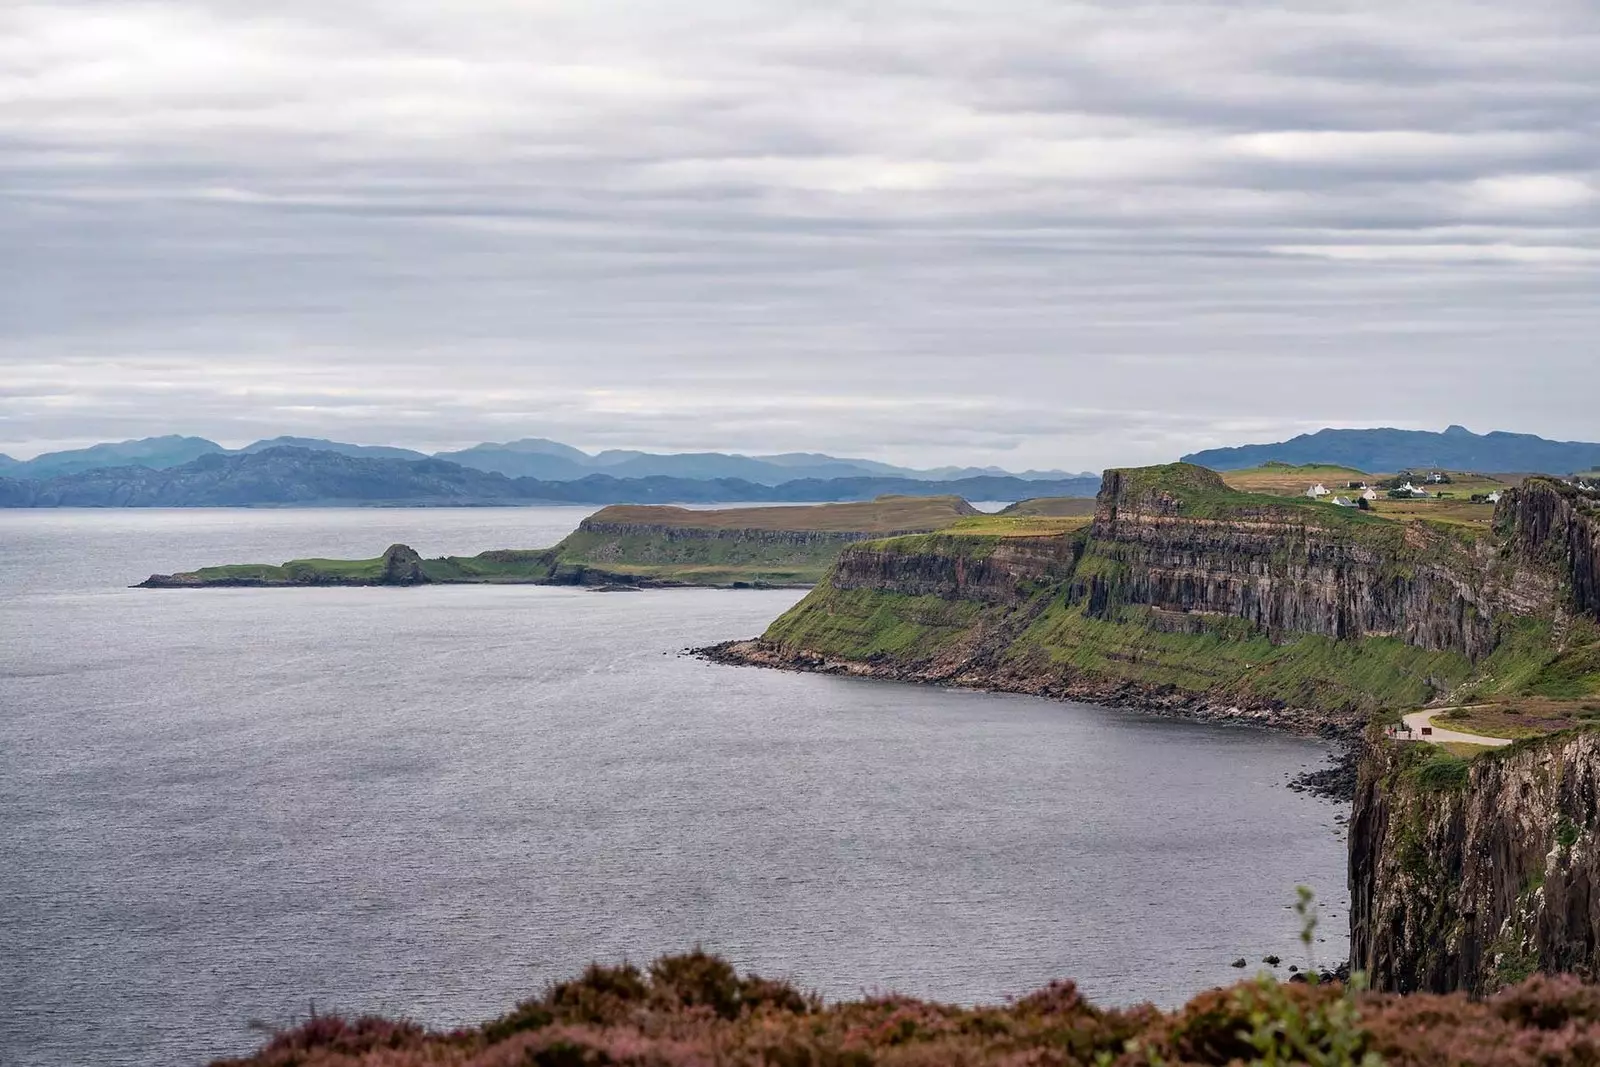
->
<box><xmin>436</xmin><ymin>446</ymin><xmax>593</xmax><ymax>480</ymax></box>
<box><xmin>754</xmin><ymin>451</ymin><xmax>904</xmax><ymax>474</ymax></box>
<box><xmin>438</xmin><ymin>437</ymin><xmax>593</xmax><ymax>462</ymax></box>
<box><xmin>240</xmin><ymin>436</ymin><xmax>430</xmax><ymax>461</ymax></box>
<box><xmin>444</xmin><ymin>445</ymin><xmax>929</xmax><ymax>484</ymax></box>
<box><xmin>0</xmin><ymin>447</ymin><xmax>1101</xmax><ymax>507</ymax></box>
<box><xmin>9</xmin><ymin>435</ymin><xmax>225</xmax><ymax>479</ymax></box>
<box><xmin>589</xmin><ymin>451</ymin><xmax>883</xmax><ymax>483</ymax></box>
<box><xmin>1183</xmin><ymin>425</ymin><xmax>1600</xmax><ymax>473</ymax></box>
<box><xmin>6</xmin><ymin>432</ymin><xmax>1082</xmax><ymax>485</ymax></box>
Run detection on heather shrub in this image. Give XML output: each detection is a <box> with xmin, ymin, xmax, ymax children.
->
<box><xmin>220</xmin><ymin>1014</ymin><xmax>430</xmax><ymax>1065</ymax></box>
<box><xmin>218</xmin><ymin>950</ymin><xmax>1600</xmax><ymax>1067</ymax></box>
<box><xmin>1494</xmin><ymin>974</ymin><xmax>1600</xmax><ymax>1029</ymax></box>
<box><xmin>647</xmin><ymin>948</ymin><xmax>813</xmax><ymax>1020</ymax></box>
<box><xmin>648</xmin><ymin>948</ymin><xmax>747</xmax><ymax>1018</ymax></box>
<box><xmin>551</xmin><ymin>962</ymin><xmax>652</xmax><ymax>1022</ymax></box>
<box><xmin>739</xmin><ymin>973</ymin><xmax>817</xmax><ymax>1015</ymax></box>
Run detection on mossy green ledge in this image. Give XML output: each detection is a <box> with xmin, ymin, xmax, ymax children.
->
<box><xmin>702</xmin><ymin>464</ymin><xmax>1600</xmax><ymax>734</ymax></box>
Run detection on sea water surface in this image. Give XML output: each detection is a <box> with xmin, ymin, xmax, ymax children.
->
<box><xmin>0</xmin><ymin>509</ymin><xmax>1349</xmax><ymax>1067</ymax></box>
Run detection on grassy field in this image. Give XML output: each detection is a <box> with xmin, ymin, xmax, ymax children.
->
<box><xmin>1212</xmin><ymin>462</ymin><xmax>1522</xmax><ymax>530</ymax></box>
<box><xmin>939</xmin><ymin>513</ymin><xmax>1093</xmax><ymax>537</ymax></box>
<box><xmin>1219</xmin><ymin>462</ymin><xmax>1371</xmax><ymax>495</ymax></box>
<box><xmin>583</xmin><ymin>496</ymin><xmax>977</xmax><ymax>533</ymax></box>
<box><xmin>998</xmin><ymin>496</ymin><xmax>1097</xmax><ymax>517</ymax></box>
<box><xmin>1368</xmin><ymin>499</ymin><xmax>1498</xmax><ymax>528</ymax></box>
<box><xmin>1220</xmin><ymin>463</ymin><xmax>1521</xmax><ymax>500</ymax></box>
<box><xmin>1437</xmin><ymin>698</ymin><xmax>1600</xmax><ymax>739</ymax></box>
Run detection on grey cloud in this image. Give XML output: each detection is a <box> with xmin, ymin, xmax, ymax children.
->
<box><xmin>0</xmin><ymin>0</ymin><xmax>1596</xmax><ymax>468</ymax></box>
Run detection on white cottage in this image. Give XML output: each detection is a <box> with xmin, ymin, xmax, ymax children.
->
<box><xmin>1305</xmin><ymin>483</ymin><xmax>1331</xmax><ymax>499</ymax></box>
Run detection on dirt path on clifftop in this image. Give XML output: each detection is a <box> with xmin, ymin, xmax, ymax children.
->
<box><xmin>1401</xmin><ymin>708</ymin><xmax>1513</xmax><ymax>747</ymax></box>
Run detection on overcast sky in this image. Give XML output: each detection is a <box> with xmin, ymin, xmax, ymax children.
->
<box><xmin>2</xmin><ymin>1</ymin><xmax>1596</xmax><ymax>467</ymax></box>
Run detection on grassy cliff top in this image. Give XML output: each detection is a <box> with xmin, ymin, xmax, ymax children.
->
<box><xmin>1104</xmin><ymin>463</ymin><xmax>1394</xmax><ymax>528</ymax></box>
<box><xmin>1106</xmin><ymin>462</ymin><xmax>1499</xmax><ymax>537</ymax></box>
<box><xmin>581</xmin><ymin>496</ymin><xmax>979</xmax><ymax>533</ymax></box>
<box><xmin>940</xmin><ymin>513</ymin><xmax>1094</xmax><ymax>536</ymax></box>
<box><xmin>1222</xmin><ymin>463</ymin><xmax>1517</xmax><ymax>500</ymax></box>
<box><xmin>998</xmin><ymin>496</ymin><xmax>1097</xmax><ymax>517</ymax></box>
<box><xmin>1436</xmin><ymin>699</ymin><xmax>1600</xmax><ymax>741</ymax></box>
<box><xmin>1106</xmin><ymin>461</ymin><xmax>1231</xmax><ymax>496</ymax></box>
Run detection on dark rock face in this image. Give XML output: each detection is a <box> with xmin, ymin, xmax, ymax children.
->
<box><xmin>378</xmin><ymin>544</ymin><xmax>429</xmax><ymax>585</ymax></box>
<box><xmin>1082</xmin><ymin>469</ymin><xmax>1535</xmax><ymax>659</ymax></box>
<box><xmin>1500</xmin><ymin>479</ymin><xmax>1600</xmax><ymax>618</ymax></box>
<box><xmin>831</xmin><ymin>535</ymin><xmax>1081</xmax><ymax>604</ymax></box>
<box><xmin>1350</xmin><ymin>733</ymin><xmax>1600</xmax><ymax>994</ymax></box>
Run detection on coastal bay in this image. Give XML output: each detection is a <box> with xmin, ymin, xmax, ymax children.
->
<box><xmin>0</xmin><ymin>508</ymin><xmax>1348</xmax><ymax>1067</ymax></box>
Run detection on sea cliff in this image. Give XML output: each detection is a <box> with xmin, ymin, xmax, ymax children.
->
<box><xmin>1350</xmin><ymin>730</ymin><xmax>1600</xmax><ymax>993</ymax></box>
<box><xmin>705</xmin><ymin>464</ymin><xmax>1600</xmax><ymax>733</ymax></box>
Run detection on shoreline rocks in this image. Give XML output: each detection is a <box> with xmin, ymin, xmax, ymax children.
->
<box><xmin>693</xmin><ymin>638</ymin><xmax>1366</xmax><ymax>739</ymax></box>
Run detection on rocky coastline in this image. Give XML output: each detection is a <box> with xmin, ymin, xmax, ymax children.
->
<box><xmin>694</xmin><ymin>637</ymin><xmax>1366</xmax><ymax>739</ymax></box>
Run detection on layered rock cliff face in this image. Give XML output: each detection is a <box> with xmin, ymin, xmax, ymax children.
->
<box><xmin>830</xmin><ymin>533</ymin><xmax>1081</xmax><ymax>604</ymax></box>
<box><xmin>1499</xmin><ymin>479</ymin><xmax>1600</xmax><ymax>619</ymax></box>
<box><xmin>713</xmin><ymin>466</ymin><xmax>1597</xmax><ymax>730</ymax></box>
<box><xmin>1350</xmin><ymin>731</ymin><xmax>1600</xmax><ymax>993</ymax></box>
<box><xmin>1083</xmin><ymin>466</ymin><xmax>1521</xmax><ymax>658</ymax></box>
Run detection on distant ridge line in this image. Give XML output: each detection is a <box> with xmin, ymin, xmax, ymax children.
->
<box><xmin>1183</xmin><ymin>426</ymin><xmax>1600</xmax><ymax>475</ymax></box>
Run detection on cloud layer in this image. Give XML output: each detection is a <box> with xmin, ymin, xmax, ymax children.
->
<box><xmin>2</xmin><ymin>1</ymin><xmax>1596</xmax><ymax>465</ymax></box>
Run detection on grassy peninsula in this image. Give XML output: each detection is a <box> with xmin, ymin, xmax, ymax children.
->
<box><xmin>138</xmin><ymin>496</ymin><xmax>982</xmax><ymax>590</ymax></box>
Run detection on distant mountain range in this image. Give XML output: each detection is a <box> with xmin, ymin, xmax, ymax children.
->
<box><xmin>0</xmin><ymin>447</ymin><xmax>1103</xmax><ymax>508</ymax></box>
<box><xmin>1183</xmin><ymin>426</ymin><xmax>1600</xmax><ymax>474</ymax></box>
<box><xmin>0</xmin><ymin>435</ymin><xmax>1086</xmax><ymax>485</ymax></box>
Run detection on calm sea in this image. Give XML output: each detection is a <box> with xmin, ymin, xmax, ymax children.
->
<box><xmin>0</xmin><ymin>508</ymin><xmax>1348</xmax><ymax>1067</ymax></box>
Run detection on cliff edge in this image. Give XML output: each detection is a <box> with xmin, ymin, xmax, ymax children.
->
<box><xmin>1351</xmin><ymin>729</ymin><xmax>1600</xmax><ymax>993</ymax></box>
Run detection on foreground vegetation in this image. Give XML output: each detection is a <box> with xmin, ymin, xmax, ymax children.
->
<box><xmin>219</xmin><ymin>949</ymin><xmax>1600</xmax><ymax>1067</ymax></box>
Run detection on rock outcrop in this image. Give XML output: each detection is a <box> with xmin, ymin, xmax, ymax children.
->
<box><xmin>1350</xmin><ymin>731</ymin><xmax>1600</xmax><ymax>993</ymax></box>
<box><xmin>377</xmin><ymin>544</ymin><xmax>430</xmax><ymax>585</ymax></box>
<box><xmin>831</xmin><ymin>533</ymin><xmax>1081</xmax><ymax>604</ymax></box>
<box><xmin>1499</xmin><ymin>479</ymin><xmax>1600</xmax><ymax>619</ymax></box>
